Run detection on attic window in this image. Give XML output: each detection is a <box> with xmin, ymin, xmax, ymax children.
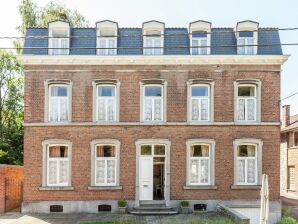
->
<box><xmin>236</xmin><ymin>21</ymin><xmax>259</xmax><ymax>55</ymax></box>
<box><xmin>143</xmin><ymin>21</ymin><xmax>164</xmax><ymax>55</ymax></box>
<box><xmin>189</xmin><ymin>21</ymin><xmax>211</xmax><ymax>55</ymax></box>
<box><xmin>48</xmin><ymin>21</ymin><xmax>70</xmax><ymax>55</ymax></box>
<box><xmin>96</xmin><ymin>21</ymin><xmax>118</xmax><ymax>55</ymax></box>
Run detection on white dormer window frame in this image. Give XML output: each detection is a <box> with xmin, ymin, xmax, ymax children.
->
<box><xmin>236</xmin><ymin>21</ymin><xmax>259</xmax><ymax>55</ymax></box>
<box><xmin>189</xmin><ymin>21</ymin><xmax>211</xmax><ymax>55</ymax></box>
<box><xmin>96</xmin><ymin>21</ymin><xmax>118</xmax><ymax>55</ymax></box>
<box><xmin>48</xmin><ymin>21</ymin><xmax>70</xmax><ymax>55</ymax></box>
<box><xmin>143</xmin><ymin>21</ymin><xmax>164</xmax><ymax>55</ymax></box>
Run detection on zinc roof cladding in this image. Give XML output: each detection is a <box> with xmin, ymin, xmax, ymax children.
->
<box><xmin>23</xmin><ymin>21</ymin><xmax>283</xmax><ymax>55</ymax></box>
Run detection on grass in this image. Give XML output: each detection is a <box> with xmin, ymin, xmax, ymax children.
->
<box><xmin>80</xmin><ymin>222</ymin><xmax>131</xmax><ymax>224</ymax></box>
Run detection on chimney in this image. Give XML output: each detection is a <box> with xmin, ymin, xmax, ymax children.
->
<box><xmin>282</xmin><ymin>105</ymin><xmax>290</xmax><ymax>127</ymax></box>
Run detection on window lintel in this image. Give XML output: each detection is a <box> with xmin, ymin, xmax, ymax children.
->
<box><xmin>92</xmin><ymin>79</ymin><xmax>119</xmax><ymax>86</ymax></box>
<box><xmin>187</xmin><ymin>78</ymin><xmax>213</xmax><ymax>85</ymax></box>
<box><xmin>140</xmin><ymin>79</ymin><xmax>166</xmax><ymax>85</ymax></box>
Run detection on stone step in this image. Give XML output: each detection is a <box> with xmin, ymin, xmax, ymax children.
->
<box><xmin>133</xmin><ymin>206</ymin><xmax>173</xmax><ymax>210</ymax></box>
<box><xmin>139</xmin><ymin>200</ymin><xmax>166</xmax><ymax>205</ymax></box>
<box><xmin>129</xmin><ymin>209</ymin><xmax>178</xmax><ymax>215</ymax></box>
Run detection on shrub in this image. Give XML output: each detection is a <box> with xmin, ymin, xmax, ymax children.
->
<box><xmin>180</xmin><ymin>200</ymin><xmax>189</xmax><ymax>207</ymax></box>
<box><xmin>117</xmin><ymin>199</ymin><xmax>127</xmax><ymax>207</ymax></box>
<box><xmin>279</xmin><ymin>217</ymin><xmax>297</xmax><ymax>224</ymax></box>
<box><xmin>282</xmin><ymin>207</ymin><xmax>291</xmax><ymax>218</ymax></box>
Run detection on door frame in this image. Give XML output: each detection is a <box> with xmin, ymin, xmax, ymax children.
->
<box><xmin>135</xmin><ymin>139</ymin><xmax>171</xmax><ymax>207</ymax></box>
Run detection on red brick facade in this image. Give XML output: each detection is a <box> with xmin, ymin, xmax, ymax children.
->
<box><xmin>23</xmin><ymin>64</ymin><xmax>281</xmax><ymax>206</ymax></box>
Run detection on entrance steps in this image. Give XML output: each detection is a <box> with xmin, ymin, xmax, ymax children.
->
<box><xmin>129</xmin><ymin>201</ymin><xmax>178</xmax><ymax>215</ymax></box>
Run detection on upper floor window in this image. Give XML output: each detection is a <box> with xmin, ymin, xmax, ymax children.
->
<box><xmin>143</xmin><ymin>85</ymin><xmax>163</xmax><ymax>121</ymax></box>
<box><xmin>236</xmin><ymin>20</ymin><xmax>258</xmax><ymax>55</ymax></box>
<box><xmin>190</xmin><ymin>84</ymin><xmax>210</xmax><ymax>121</ymax></box>
<box><xmin>143</xmin><ymin>21</ymin><xmax>164</xmax><ymax>55</ymax></box>
<box><xmin>96</xmin><ymin>20</ymin><xmax>117</xmax><ymax>55</ymax></box>
<box><xmin>48</xmin><ymin>21</ymin><xmax>70</xmax><ymax>55</ymax></box>
<box><xmin>189</xmin><ymin>21</ymin><xmax>211</xmax><ymax>55</ymax></box>
<box><xmin>49</xmin><ymin>84</ymin><xmax>70</xmax><ymax>122</ymax></box>
<box><xmin>237</xmin><ymin>84</ymin><xmax>257</xmax><ymax>121</ymax></box>
<box><xmin>92</xmin><ymin>79</ymin><xmax>119</xmax><ymax>122</ymax></box>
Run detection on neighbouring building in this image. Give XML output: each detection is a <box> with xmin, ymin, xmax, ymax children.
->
<box><xmin>281</xmin><ymin>105</ymin><xmax>298</xmax><ymax>199</ymax></box>
<box><xmin>18</xmin><ymin>19</ymin><xmax>288</xmax><ymax>223</ymax></box>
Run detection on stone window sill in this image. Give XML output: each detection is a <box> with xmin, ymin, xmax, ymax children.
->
<box><xmin>231</xmin><ymin>185</ymin><xmax>261</xmax><ymax>190</ymax></box>
<box><xmin>88</xmin><ymin>186</ymin><xmax>123</xmax><ymax>190</ymax></box>
<box><xmin>39</xmin><ymin>186</ymin><xmax>74</xmax><ymax>191</ymax></box>
<box><xmin>183</xmin><ymin>185</ymin><xmax>218</xmax><ymax>190</ymax></box>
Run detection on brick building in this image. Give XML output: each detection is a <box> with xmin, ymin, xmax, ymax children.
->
<box><xmin>281</xmin><ymin>105</ymin><xmax>298</xmax><ymax>199</ymax></box>
<box><xmin>18</xmin><ymin>20</ymin><xmax>288</xmax><ymax>222</ymax></box>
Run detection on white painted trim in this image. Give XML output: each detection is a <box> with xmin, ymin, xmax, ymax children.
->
<box><xmin>142</xmin><ymin>21</ymin><xmax>164</xmax><ymax>55</ymax></box>
<box><xmin>41</xmin><ymin>139</ymin><xmax>72</xmax><ymax>187</ymax></box>
<box><xmin>17</xmin><ymin>55</ymin><xmax>290</xmax><ymax>65</ymax></box>
<box><xmin>236</xmin><ymin>21</ymin><xmax>258</xmax><ymax>55</ymax></box>
<box><xmin>233</xmin><ymin>138</ymin><xmax>263</xmax><ymax>186</ymax></box>
<box><xmin>189</xmin><ymin>21</ymin><xmax>211</xmax><ymax>55</ymax></box>
<box><xmin>48</xmin><ymin>21</ymin><xmax>70</xmax><ymax>55</ymax></box>
<box><xmin>96</xmin><ymin>21</ymin><xmax>118</xmax><ymax>55</ymax></box>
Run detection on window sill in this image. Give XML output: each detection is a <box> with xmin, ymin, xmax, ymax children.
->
<box><xmin>183</xmin><ymin>185</ymin><xmax>218</xmax><ymax>190</ymax></box>
<box><xmin>231</xmin><ymin>185</ymin><xmax>261</xmax><ymax>190</ymax></box>
<box><xmin>39</xmin><ymin>186</ymin><xmax>74</xmax><ymax>191</ymax></box>
<box><xmin>88</xmin><ymin>186</ymin><xmax>123</xmax><ymax>190</ymax></box>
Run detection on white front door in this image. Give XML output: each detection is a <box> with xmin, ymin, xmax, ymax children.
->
<box><xmin>139</xmin><ymin>156</ymin><xmax>153</xmax><ymax>200</ymax></box>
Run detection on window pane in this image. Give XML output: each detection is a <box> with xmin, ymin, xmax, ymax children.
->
<box><xmin>96</xmin><ymin>145</ymin><xmax>116</xmax><ymax>157</ymax></box>
<box><xmin>154</xmin><ymin>157</ymin><xmax>165</xmax><ymax>162</ymax></box>
<box><xmin>107</xmin><ymin>160</ymin><xmax>116</xmax><ymax>184</ymax></box>
<box><xmin>237</xmin><ymin>159</ymin><xmax>245</xmax><ymax>183</ymax></box>
<box><xmin>191</xmin><ymin>86</ymin><xmax>208</xmax><ymax>97</ymax></box>
<box><xmin>238</xmin><ymin>145</ymin><xmax>256</xmax><ymax>157</ymax></box>
<box><xmin>192</xmin><ymin>40</ymin><xmax>199</xmax><ymax>55</ymax></box>
<box><xmin>247</xmin><ymin>99</ymin><xmax>256</xmax><ymax>120</ymax></box>
<box><xmin>200</xmin><ymin>39</ymin><xmax>207</xmax><ymax>55</ymax></box>
<box><xmin>190</xmin><ymin>160</ymin><xmax>199</xmax><ymax>184</ymax></box>
<box><xmin>98</xmin><ymin>86</ymin><xmax>115</xmax><ymax>97</ymax></box>
<box><xmin>60</xmin><ymin>98</ymin><xmax>68</xmax><ymax>121</ymax></box>
<box><xmin>238</xmin><ymin>39</ymin><xmax>245</xmax><ymax>54</ymax></box>
<box><xmin>247</xmin><ymin>159</ymin><xmax>256</xmax><ymax>183</ymax></box>
<box><xmin>154</xmin><ymin>98</ymin><xmax>162</xmax><ymax>120</ymax></box>
<box><xmin>154</xmin><ymin>145</ymin><xmax>165</xmax><ymax>155</ymax></box>
<box><xmin>237</xmin><ymin>99</ymin><xmax>245</xmax><ymax>120</ymax></box>
<box><xmin>97</xmin><ymin>99</ymin><xmax>106</xmax><ymax>120</ymax></box>
<box><xmin>49</xmin><ymin>146</ymin><xmax>68</xmax><ymax>158</ymax></box>
<box><xmin>49</xmin><ymin>160</ymin><xmax>58</xmax><ymax>185</ymax></box>
<box><xmin>59</xmin><ymin>160</ymin><xmax>68</xmax><ymax>184</ymax></box>
<box><xmin>238</xmin><ymin>86</ymin><xmax>255</xmax><ymax>97</ymax></box>
<box><xmin>145</xmin><ymin>86</ymin><xmax>162</xmax><ymax>96</ymax></box>
<box><xmin>247</xmin><ymin>38</ymin><xmax>254</xmax><ymax>55</ymax></box>
<box><xmin>144</xmin><ymin>99</ymin><xmax>152</xmax><ymax>121</ymax></box>
<box><xmin>200</xmin><ymin>99</ymin><xmax>209</xmax><ymax>120</ymax></box>
<box><xmin>107</xmin><ymin>99</ymin><xmax>115</xmax><ymax>121</ymax></box>
<box><xmin>51</xmin><ymin>86</ymin><xmax>68</xmax><ymax>97</ymax></box>
<box><xmin>96</xmin><ymin>160</ymin><xmax>105</xmax><ymax>184</ymax></box>
<box><xmin>190</xmin><ymin>145</ymin><xmax>209</xmax><ymax>157</ymax></box>
<box><xmin>50</xmin><ymin>98</ymin><xmax>59</xmax><ymax>121</ymax></box>
<box><xmin>200</xmin><ymin>159</ymin><xmax>209</xmax><ymax>183</ymax></box>
<box><xmin>141</xmin><ymin>145</ymin><xmax>152</xmax><ymax>155</ymax></box>
<box><xmin>191</xmin><ymin>99</ymin><xmax>199</xmax><ymax>120</ymax></box>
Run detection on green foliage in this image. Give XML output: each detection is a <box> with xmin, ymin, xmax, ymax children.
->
<box><xmin>0</xmin><ymin>50</ymin><xmax>24</xmax><ymax>165</ymax></box>
<box><xmin>279</xmin><ymin>217</ymin><xmax>297</xmax><ymax>224</ymax></box>
<box><xmin>282</xmin><ymin>207</ymin><xmax>291</xmax><ymax>218</ymax></box>
<box><xmin>181</xmin><ymin>200</ymin><xmax>189</xmax><ymax>207</ymax></box>
<box><xmin>117</xmin><ymin>199</ymin><xmax>127</xmax><ymax>207</ymax></box>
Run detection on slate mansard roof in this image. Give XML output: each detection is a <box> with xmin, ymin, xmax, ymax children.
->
<box><xmin>23</xmin><ymin>20</ymin><xmax>283</xmax><ymax>55</ymax></box>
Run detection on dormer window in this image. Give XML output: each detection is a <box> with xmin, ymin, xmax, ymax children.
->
<box><xmin>236</xmin><ymin>21</ymin><xmax>259</xmax><ymax>55</ymax></box>
<box><xmin>143</xmin><ymin>21</ymin><xmax>164</xmax><ymax>55</ymax></box>
<box><xmin>189</xmin><ymin>21</ymin><xmax>211</xmax><ymax>55</ymax></box>
<box><xmin>96</xmin><ymin>20</ymin><xmax>118</xmax><ymax>55</ymax></box>
<box><xmin>48</xmin><ymin>21</ymin><xmax>70</xmax><ymax>55</ymax></box>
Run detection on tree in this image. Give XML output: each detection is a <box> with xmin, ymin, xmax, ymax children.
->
<box><xmin>0</xmin><ymin>51</ymin><xmax>24</xmax><ymax>165</ymax></box>
<box><xmin>15</xmin><ymin>0</ymin><xmax>89</xmax><ymax>53</ymax></box>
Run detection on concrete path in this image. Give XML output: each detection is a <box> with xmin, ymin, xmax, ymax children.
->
<box><xmin>281</xmin><ymin>196</ymin><xmax>298</xmax><ymax>220</ymax></box>
<box><xmin>0</xmin><ymin>212</ymin><xmax>231</xmax><ymax>224</ymax></box>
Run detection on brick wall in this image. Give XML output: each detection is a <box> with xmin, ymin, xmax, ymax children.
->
<box><xmin>23</xmin><ymin>64</ymin><xmax>281</xmax><ymax>203</ymax></box>
<box><xmin>0</xmin><ymin>165</ymin><xmax>23</xmax><ymax>213</ymax></box>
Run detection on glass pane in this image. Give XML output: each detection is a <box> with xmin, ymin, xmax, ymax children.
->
<box><xmin>98</xmin><ymin>39</ymin><xmax>106</xmax><ymax>55</ymax></box>
<box><xmin>96</xmin><ymin>145</ymin><xmax>116</xmax><ymax>157</ymax></box>
<box><xmin>154</xmin><ymin>38</ymin><xmax>162</xmax><ymax>55</ymax></box>
<box><xmin>107</xmin><ymin>160</ymin><xmax>116</xmax><ymax>184</ymax></box>
<box><xmin>96</xmin><ymin>160</ymin><xmax>105</xmax><ymax>184</ymax></box>
<box><xmin>145</xmin><ymin>86</ymin><xmax>162</xmax><ymax>96</ymax></box>
<box><xmin>51</xmin><ymin>86</ymin><xmax>67</xmax><ymax>97</ymax></box>
<box><xmin>144</xmin><ymin>99</ymin><xmax>152</xmax><ymax>121</ymax></box>
<box><xmin>247</xmin><ymin>99</ymin><xmax>256</xmax><ymax>120</ymax></box>
<box><xmin>49</xmin><ymin>146</ymin><xmax>68</xmax><ymax>158</ymax></box>
<box><xmin>191</xmin><ymin>86</ymin><xmax>208</xmax><ymax>97</ymax></box>
<box><xmin>141</xmin><ymin>145</ymin><xmax>152</xmax><ymax>155</ymax></box>
<box><xmin>154</xmin><ymin>98</ymin><xmax>162</xmax><ymax>120</ymax></box>
<box><xmin>191</xmin><ymin>99</ymin><xmax>199</xmax><ymax>120</ymax></box>
<box><xmin>237</xmin><ymin>99</ymin><xmax>245</xmax><ymax>120</ymax></box>
<box><xmin>60</xmin><ymin>98</ymin><xmax>68</xmax><ymax>121</ymax></box>
<box><xmin>200</xmin><ymin>99</ymin><xmax>209</xmax><ymax>121</ymax></box>
<box><xmin>237</xmin><ymin>159</ymin><xmax>245</xmax><ymax>183</ymax></box>
<box><xmin>154</xmin><ymin>145</ymin><xmax>165</xmax><ymax>155</ymax></box>
<box><xmin>108</xmin><ymin>39</ymin><xmax>115</xmax><ymax>55</ymax></box>
<box><xmin>238</xmin><ymin>39</ymin><xmax>245</xmax><ymax>55</ymax></box>
<box><xmin>59</xmin><ymin>160</ymin><xmax>68</xmax><ymax>184</ymax></box>
<box><xmin>154</xmin><ymin>157</ymin><xmax>165</xmax><ymax>162</ymax></box>
<box><xmin>49</xmin><ymin>160</ymin><xmax>58</xmax><ymax>185</ymax></box>
<box><xmin>190</xmin><ymin>145</ymin><xmax>209</xmax><ymax>157</ymax></box>
<box><xmin>238</xmin><ymin>145</ymin><xmax>256</xmax><ymax>157</ymax></box>
<box><xmin>200</xmin><ymin>159</ymin><xmax>209</xmax><ymax>183</ymax></box>
<box><xmin>247</xmin><ymin>38</ymin><xmax>254</xmax><ymax>55</ymax></box>
<box><xmin>238</xmin><ymin>86</ymin><xmax>255</xmax><ymax>97</ymax></box>
<box><xmin>98</xmin><ymin>86</ymin><xmax>115</xmax><ymax>97</ymax></box>
<box><xmin>190</xmin><ymin>160</ymin><xmax>199</xmax><ymax>184</ymax></box>
<box><xmin>50</xmin><ymin>98</ymin><xmax>58</xmax><ymax>121</ymax></box>
<box><xmin>247</xmin><ymin>159</ymin><xmax>256</xmax><ymax>183</ymax></box>
<box><xmin>97</xmin><ymin>99</ymin><xmax>106</xmax><ymax>120</ymax></box>
<box><xmin>200</xmin><ymin>39</ymin><xmax>207</xmax><ymax>55</ymax></box>
<box><xmin>192</xmin><ymin>40</ymin><xmax>199</xmax><ymax>55</ymax></box>
<box><xmin>107</xmin><ymin>99</ymin><xmax>115</xmax><ymax>121</ymax></box>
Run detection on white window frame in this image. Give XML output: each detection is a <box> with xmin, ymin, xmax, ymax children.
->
<box><xmin>236</xmin><ymin>20</ymin><xmax>258</xmax><ymax>55</ymax></box>
<box><xmin>96</xmin><ymin>84</ymin><xmax>117</xmax><ymax>121</ymax></box>
<box><xmin>237</xmin><ymin>37</ymin><xmax>254</xmax><ymax>55</ymax></box>
<box><xmin>233</xmin><ymin>139</ymin><xmax>263</xmax><ymax>186</ymax></box>
<box><xmin>48</xmin><ymin>84</ymin><xmax>71</xmax><ymax>122</ymax></box>
<box><xmin>143</xmin><ymin>21</ymin><xmax>164</xmax><ymax>55</ymax></box>
<box><xmin>189</xmin><ymin>84</ymin><xmax>210</xmax><ymax>121</ymax></box>
<box><xmin>234</xmin><ymin>80</ymin><xmax>261</xmax><ymax>123</ymax></box>
<box><xmin>42</xmin><ymin>139</ymin><xmax>72</xmax><ymax>188</ymax></box>
<box><xmin>189</xmin><ymin>20</ymin><xmax>211</xmax><ymax>55</ymax></box>
<box><xmin>96</xmin><ymin>20</ymin><xmax>118</xmax><ymax>55</ymax></box>
<box><xmin>141</xmin><ymin>83</ymin><xmax>166</xmax><ymax>122</ymax></box>
<box><xmin>48</xmin><ymin>21</ymin><xmax>70</xmax><ymax>55</ymax></box>
<box><xmin>237</xmin><ymin>84</ymin><xmax>257</xmax><ymax>122</ymax></box>
<box><xmin>191</xmin><ymin>37</ymin><xmax>208</xmax><ymax>55</ymax></box>
<box><xmin>90</xmin><ymin>139</ymin><xmax>120</xmax><ymax>187</ymax></box>
<box><xmin>186</xmin><ymin>139</ymin><xmax>216</xmax><ymax>187</ymax></box>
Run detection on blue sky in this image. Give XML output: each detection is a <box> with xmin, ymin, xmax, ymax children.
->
<box><xmin>1</xmin><ymin>0</ymin><xmax>297</xmax><ymax>115</ymax></box>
